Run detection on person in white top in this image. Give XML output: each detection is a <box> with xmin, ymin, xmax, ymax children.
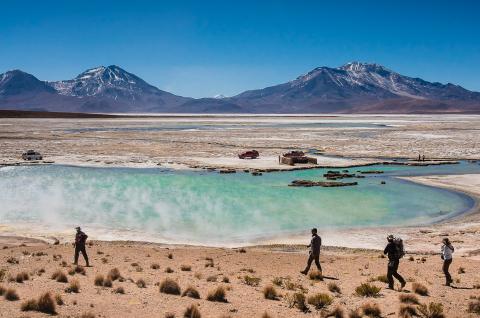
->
<box><xmin>441</xmin><ymin>237</ymin><xmax>454</xmax><ymax>286</ymax></box>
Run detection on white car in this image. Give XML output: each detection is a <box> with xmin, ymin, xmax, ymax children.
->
<box><xmin>22</xmin><ymin>150</ymin><xmax>43</xmax><ymax>161</ymax></box>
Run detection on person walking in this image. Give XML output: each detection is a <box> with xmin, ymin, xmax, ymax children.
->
<box><xmin>74</xmin><ymin>226</ymin><xmax>90</xmax><ymax>267</ymax></box>
<box><xmin>384</xmin><ymin>234</ymin><xmax>406</xmax><ymax>290</ymax></box>
<box><xmin>301</xmin><ymin>228</ymin><xmax>322</xmax><ymax>276</ymax></box>
<box><xmin>441</xmin><ymin>237</ymin><xmax>454</xmax><ymax>286</ymax></box>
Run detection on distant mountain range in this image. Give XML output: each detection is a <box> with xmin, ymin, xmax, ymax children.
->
<box><xmin>1</xmin><ymin>62</ymin><xmax>479</xmax><ymax>113</ymax></box>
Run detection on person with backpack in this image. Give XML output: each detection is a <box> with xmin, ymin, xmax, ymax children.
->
<box><xmin>441</xmin><ymin>237</ymin><xmax>454</xmax><ymax>286</ymax></box>
<box><xmin>383</xmin><ymin>234</ymin><xmax>406</xmax><ymax>290</ymax></box>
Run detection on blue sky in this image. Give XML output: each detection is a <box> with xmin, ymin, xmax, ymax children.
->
<box><xmin>0</xmin><ymin>0</ymin><xmax>479</xmax><ymax>98</ymax></box>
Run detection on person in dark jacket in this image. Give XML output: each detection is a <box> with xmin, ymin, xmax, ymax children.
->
<box><xmin>74</xmin><ymin>227</ymin><xmax>90</xmax><ymax>267</ymax></box>
<box><xmin>384</xmin><ymin>234</ymin><xmax>405</xmax><ymax>290</ymax></box>
<box><xmin>301</xmin><ymin>228</ymin><xmax>322</xmax><ymax>276</ymax></box>
<box><xmin>441</xmin><ymin>237</ymin><xmax>454</xmax><ymax>286</ymax></box>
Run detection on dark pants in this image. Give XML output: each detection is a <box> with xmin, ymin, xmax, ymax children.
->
<box><xmin>303</xmin><ymin>253</ymin><xmax>322</xmax><ymax>273</ymax></box>
<box><xmin>387</xmin><ymin>259</ymin><xmax>405</xmax><ymax>288</ymax></box>
<box><xmin>443</xmin><ymin>258</ymin><xmax>453</xmax><ymax>285</ymax></box>
<box><xmin>74</xmin><ymin>245</ymin><xmax>89</xmax><ymax>266</ymax></box>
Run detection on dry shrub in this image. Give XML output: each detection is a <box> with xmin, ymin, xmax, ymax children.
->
<box><xmin>107</xmin><ymin>268</ymin><xmax>121</xmax><ymax>281</ymax></box>
<box><xmin>159</xmin><ymin>278</ymin><xmax>181</xmax><ymax>295</ymax></box>
<box><xmin>66</xmin><ymin>279</ymin><xmax>80</xmax><ymax>293</ymax></box>
<box><xmin>114</xmin><ymin>286</ymin><xmax>125</xmax><ymax>294</ymax></box>
<box><xmin>360</xmin><ymin>302</ymin><xmax>381</xmax><ymax>317</ymax></box>
<box><xmin>412</xmin><ymin>283</ymin><xmax>429</xmax><ymax>296</ymax></box>
<box><xmin>151</xmin><ymin>263</ymin><xmax>160</xmax><ymax>269</ymax></box>
<box><xmin>355</xmin><ymin>283</ymin><xmax>381</xmax><ymax>297</ymax></box>
<box><xmin>263</xmin><ymin>285</ymin><xmax>278</xmax><ymax>300</ymax></box>
<box><xmin>68</xmin><ymin>267</ymin><xmax>76</xmax><ymax>275</ymax></box>
<box><xmin>309</xmin><ymin>270</ymin><xmax>323</xmax><ymax>281</ymax></box>
<box><xmin>325</xmin><ymin>306</ymin><xmax>345</xmax><ymax>318</ymax></box>
<box><xmin>165</xmin><ymin>267</ymin><xmax>174</xmax><ymax>273</ymax></box>
<box><xmin>16</xmin><ymin>272</ymin><xmax>29</xmax><ymax>283</ymax></box>
<box><xmin>399</xmin><ymin>293</ymin><xmax>420</xmax><ymax>305</ymax></box>
<box><xmin>5</xmin><ymin>288</ymin><xmax>19</xmax><ymax>301</ymax></box>
<box><xmin>468</xmin><ymin>298</ymin><xmax>480</xmax><ymax>314</ymax></box>
<box><xmin>243</xmin><ymin>275</ymin><xmax>261</xmax><ymax>286</ymax></box>
<box><xmin>180</xmin><ymin>265</ymin><xmax>192</xmax><ymax>271</ymax></box>
<box><xmin>286</xmin><ymin>292</ymin><xmax>308</xmax><ymax>312</ymax></box>
<box><xmin>272</xmin><ymin>277</ymin><xmax>283</xmax><ymax>286</ymax></box>
<box><xmin>182</xmin><ymin>286</ymin><xmax>200</xmax><ymax>299</ymax></box>
<box><xmin>7</xmin><ymin>257</ymin><xmax>19</xmax><ymax>264</ymax></box>
<box><xmin>417</xmin><ymin>302</ymin><xmax>445</xmax><ymax>318</ymax></box>
<box><xmin>75</xmin><ymin>265</ymin><xmax>86</xmax><ymax>275</ymax></box>
<box><xmin>307</xmin><ymin>293</ymin><xmax>333</xmax><ymax>309</ymax></box>
<box><xmin>167</xmin><ymin>253</ymin><xmax>173</xmax><ymax>259</ymax></box>
<box><xmin>103</xmin><ymin>277</ymin><xmax>113</xmax><ymax>287</ymax></box>
<box><xmin>222</xmin><ymin>276</ymin><xmax>230</xmax><ymax>283</ymax></box>
<box><xmin>52</xmin><ymin>270</ymin><xmax>68</xmax><ymax>283</ymax></box>
<box><xmin>37</xmin><ymin>292</ymin><xmax>56</xmax><ymax>314</ymax></box>
<box><xmin>458</xmin><ymin>267</ymin><xmax>466</xmax><ymax>274</ymax></box>
<box><xmin>136</xmin><ymin>278</ymin><xmax>146</xmax><ymax>288</ymax></box>
<box><xmin>328</xmin><ymin>282</ymin><xmax>341</xmax><ymax>294</ymax></box>
<box><xmin>206</xmin><ymin>275</ymin><xmax>217</xmax><ymax>282</ymax></box>
<box><xmin>94</xmin><ymin>274</ymin><xmax>104</xmax><ymax>286</ymax></box>
<box><xmin>261</xmin><ymin>312</ymin><xmax>273</xmax><ymax>318</ymax></box>
<box><xmin>55</xmin><ymin>294</ymin><xmax>64</xmax><ymax>306</ymax></box>
<box><xmin>370</xmin><ymin>275</ymin><xmax>388</xmax><ymax>283</ymax></box>
<box><xmin>165</xmin><ymin>313</ymin><xmax>175</xmax><ymax>318</ymax></box>
<box><xmin>183</xmin><ymin>304</ymin><xmax>201</xmax><ymax>318</ymax></box>
<box><xmin>0</xmin><ymin>284</ymin><xmax>6</xmax><ymax>295</ymax></box>
<box><xmin>399</xmin><ymin>305</ymin><xmax>418</xmax><ymax>318</ymax></box>
<box><xmin>21</xmin><ymin>298</ymin><xmax>38</xmax><ymax>311</ymax></box>
<box><xmin>207</xmin><ymin>286</ymin><xmax>227</xmax><ymax>302</ymax></box>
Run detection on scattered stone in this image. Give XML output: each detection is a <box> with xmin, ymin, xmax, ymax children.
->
<box><xmin>289</xmin><ymin>180</ymin><xmax>358</xmax><ymax>187</ymax></box>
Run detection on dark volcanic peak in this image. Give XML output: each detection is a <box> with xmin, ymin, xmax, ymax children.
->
<box><xmin>0</xmin><ymin>70</ymin><xmax>56</xmax><ymax>96</ymax></box>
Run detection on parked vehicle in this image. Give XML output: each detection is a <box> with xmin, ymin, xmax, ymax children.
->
<box><xmin>21</xmin><ymin>150</ymin><xmax>43</xmax><ymax>161</ymax></box>
<box><xmin>238</xmin><ymin>150</ymin><xmax>259</xmax><ymax>159</ymax></box>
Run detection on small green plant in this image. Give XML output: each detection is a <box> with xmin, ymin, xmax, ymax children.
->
<box><xmin>412</xmin><ymin>283</ymin><xmax>429</xmax><ymax>296</ymax></box>
<box><xmin>206</xmin><ymin>286</ymin><xmax>227</xmax><ymax>302</ymax></box>
<box><xmin>355</xmin><ymin>283</ymin><xmax>381</xmax><ymax>297</ymax></box>
<box><xmin>307</xmin><ymin>293</ymin><xmax>333</xmax><ymax>309</ymax></box>
<box><xmin>263</xmin><ymin>285</ymin><xmax>278</xmax><ymax>300</ymax></box>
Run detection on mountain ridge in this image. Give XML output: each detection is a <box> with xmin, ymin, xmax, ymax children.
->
<box><xmin>1</xmin><ymin>62</ymin><xmax>479</xmax><ymax>114</ymax></box>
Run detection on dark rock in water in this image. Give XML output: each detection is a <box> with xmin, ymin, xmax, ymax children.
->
<box><xmin>381</xmin><ymin>181</ymin><xmax>386</xmax><ymax>184</ymax></box>
<box><xmin>355</xmin><ymin>175</ymin><xmax>366</xmax><ymax>178</ymax></box>
<box><xmin>323</xmin><ymin>172</ymin><xmax>356</xmax><ymax>180</ymax></box>
<box><xmin>251</xmin><ymin>171</ymin><xmax>263</xmax><ymax>176</ymax></box>
<box><xmin>243</xmin><ymin>169</ymin><xmax>250</xmax><ymax>173</ymax></box>
<box><xmin>289</xmin><ymin>180</ymin><xmax>358</xmax><ymax>187</ymax></box>
<box><xmin>342</xmin><ymin>170</ymin><xmax>349</xmax><ymax>173</ymax></box>
<box><xmin>219</xmin><ymin>169</ymin><xmax>236</xmax><ymax>174</ymax></box>
<box><xmin>360</xmin><ymin>170</ymin><xmax>384</xmax><ymax>174</ymax></box>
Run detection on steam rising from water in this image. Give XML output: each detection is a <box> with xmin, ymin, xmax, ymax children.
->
<box><xmin>0</xmin><ymin>164</ymin><xmax>474</xmax><ymax>245</ymax></box>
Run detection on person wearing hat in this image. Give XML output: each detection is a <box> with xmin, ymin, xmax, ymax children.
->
<box><xmin>74</xmin><ymin>226</ymin><xmax>90</xmax><ymax>267</ymax></box>
<box><xmin>300</xmin><ymin>228</ymin><xmax>322</xmax><ymax>276</ymax></box>
<box><xmin>441</xmin><ymin>237</ymin><xmax>454</xmax><ymax>286</ymax></box>
<box><xmin>384</xmin><ymin>234</ymin><xmax>406</xmax><ymax>290</ymax></box>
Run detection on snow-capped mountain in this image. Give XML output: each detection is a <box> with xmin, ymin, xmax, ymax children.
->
<box><xmin>231</xmin><ymin>62</ymin><xmax>480</xmax><ymax>113</ymax></box>
<box><xmin>1</xmin><ymin>62</ymin><xmax>479</xmax><ymax>113</ymax></box>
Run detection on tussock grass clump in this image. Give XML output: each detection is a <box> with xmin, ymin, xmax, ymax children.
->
<box><xmin>309</xmin><ymin>270</ymin><xmax>323</xmax><ymax>281</ymax></box>
<box><xmin>165</xmin><ymin>313</ymin><xmax>175</xmax><ymax>318</ymax></box>
<box><xmin>243</xmin><ymin>275</ymin><xmax>261</xmax><ymax>286</ymax></box>
<box><xmin>183</xmin><ymin>304</ymin><xmax>201</xmax><ymax>318</ymax></box>
<box><xmin>16</xmin><ymin>271</ymin><xmax>29</xmax><ymax>283</ymax></box>
<box><xmin>328</xmin><ymin>282</ymin><xmax>341</xmax><ymax>294</ymax></box>
<box><xmin>307</xmin><ymin>293</ymin><xmax>333</xmax><ymax>309</ymax></box>
<box><xmin>75</xmin><ymin>265</ymin><xmax>86</xmax><ymax>275</ymax></box>
<box><xmin>114</xmin><ymin>286</ymin><xmax>125</xmax><ymax>294</ymax></box>
<box><xmin>324</xmin><ymin>306</ymin><xmax>345</xmax><ymax>318</ymax></box>
<box><xmin>0</xmin><ymin>284</ymin><xmax>6</xmax><ymax>295</ymax></box>
<box><xmin>286</xmin><ymin>292</ymin><xmax>308</xmax><ymax>312</ymax></box>
<box><xmin>159</xmin><ymin>278</ymin><xmax>181</xmax><ymax>295</ymax></box>
<box><xmin>0</xmin><ymin>268</ymin><xmax>6</xmax><ymax>281</ymax></box>
<box><xmin>399</xmin><ymin>305</ymin><xmax>418</xmax><ymax>318</ymax></box>
<box><xmin>165</xmin><ymin>267</ymin><xmax>174</xmax><ymax>273</ymax></box>
<box><xmin>167</xmin><ymin>253</ymin><xmax>173</xmax><ymax>259</ymax></box>
<box><xmin>103</xmin><ymin>277</ymin><xmax>112</xmax><ymax>287</ymax></box>
<box><xmin>355</xmin><ymin>283</ymin><xmax>381</xmax><ymax>297</ymax></box>
<box><xmin>150</xmin><ymin>263</ymin><xmax>160</xmax><ymax>269</ymax></box>
<box><xmin>21</xmin><ymin>298</ymin><xmax>38</xmax><ymax>311</ymax></box>
<box><xmin>399</xmin><ymin>293</ymin><xmax>420</xmax><ymax>305</ymax></box>
<box><xmin>272</xmin><ymin>277</ymin><xmax>283</xmax><ymax>286</ymax></box>
<box><xmin>417</xmin><ymin>302</ymin><xmax>445</xmax><ymax>318</ymax></box>
<box><xmin>222</xmin><ymin>276</ymin><xmax>230</xmax><ymax>283</ymax></box>
<box><xmin>412</xmin><ymin>282</ymin><xmax>429</xmax><ymax>296</ymax></box>
<box><xmin>182</xmin><ymin>286</ymin><xmax>200</xmax><ymax>299</ymax></box>
<box><xmin>360</xmin><ymin>302</ymin><xmax>381</xmax><ymax>317</ymax></box>
<box><xmin>52</xmin><ymin>270</ymin><xmax>68</xmax><ymax>283</ymax></box>
<box><xmin>180</xmin><ymin>265</ymin><xmax>191</xmax><ymax>271</ymax></box>
<box><xmin>107</xmin><ymin>268</ymin><xmax>121</xmax><ymax>281</ymax></box>
<box><xmin>5</xmin><ymin>288</ymin><xmax>19</xmax><ymax>301</ymax></box>
<box><xmin>369</xmin><ymin>275</ymin><xmax>388</xmax><ymax>283</ymax></box>
<box><xmin>207</xmin><ymin>286</ymin><xmax>227</xmax><ymax>302</ymax></box>
<box><xmin>68</xmin><ymin>267</ymin><xmax>76</xmax><ymax>275</ymax></box>
<box><xmin>238</xmin><ymin>248</ymin><xmax>247</xmax><ymax>253</ymax></box>
<box><xmin>66</xmin><ymin>279</ymin><xmax>80</xmax><ymax>293</ymax></box>
<box><xmin>55</xmin><ymin>294</ymin><xmax>64</xmax><ymax>306</ymax></box>
<box><xmin>206</xmin><ymin>275</ymin><xmax>217</xmax><ymax>282</ymax></box>
<box><xmin>458</xmin><ymin>267</ymin><xmax>466</xmax><ymax>274</ymax></box>
<box><xmin>263</xmin><ymin>285</ymin><xmax>278</xmax><ymax>300</ymax></box>
<box><xmin>261</xmin><ymin>312</ymin><xmax>273</xmax><ymax>318</ymax></box>
<box><xmin>7</xmin><ymin>257</ymin><xmax>19</xmax><ymax>264</ymax></box>
<box><xmin>136</xmin><ymin>278</ymin><xmax>146</xmax><ymax>288</ymax></box>
<box><xmin>94</xmin><ymin>274</ymin><xmax>104</xmax><ymax>286</ymax></box>
<box><xmin>36</xmin><ymin>292</ymin><xmax>57</xmax><ymax>314</ymax></box>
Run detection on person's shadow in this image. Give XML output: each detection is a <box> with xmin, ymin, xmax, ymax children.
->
<box><xmin>321</xmin><ymin>275</ymin><xmax>339</xmax><ymax>281</ymax></box>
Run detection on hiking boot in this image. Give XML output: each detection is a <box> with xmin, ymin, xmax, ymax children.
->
<box><xmin>400</xmin><ymin>281</ymin><xmax>406</xmax><ymax>290</ymax></box>
<box><xmin>300</xmin><ymin>270</ymin><xmax>307</xmax><ymax>275</ymax></box>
